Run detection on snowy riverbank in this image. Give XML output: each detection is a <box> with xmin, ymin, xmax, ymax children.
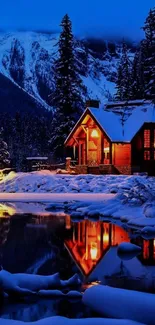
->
<box><xmin>0</xmin><ymin>171</ymin><xmax>155</xmax><ymax>229</ymax></box>
<box><xmin>0</xmin><ymin>171</ymin><xmax>155</xmax><ymax>197</ymax></box>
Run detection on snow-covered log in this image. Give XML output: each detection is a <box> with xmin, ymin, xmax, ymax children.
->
<box><xmin>0</xmin><ymin>270</ymin><xmax>81</xmax><ymax>297</ymax></box>
<box><xmin>83</xmin><ymin>285</ymin><xmax>155</xmax><ymax>325</ymax></box>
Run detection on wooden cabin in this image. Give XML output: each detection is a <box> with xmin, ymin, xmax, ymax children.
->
<box><xmin>65</xmin><ymin>100</ymin><xmax>155</xmax><ymax>175</ymax></box>
<box><xmin>64</xmin><ymin>218</ymin><xmax>129</xmax><ymax>277</ymax></box>
<box><xmin>64</xmin><ymin>216</ymin><xmax>155</xmax><ymax>281</ymax></box>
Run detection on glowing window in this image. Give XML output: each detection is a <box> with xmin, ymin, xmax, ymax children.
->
<box><xmin>144</xmin><ymin>130</ymin><xmax>150</xmax><ymax>148</ymax></box>
<box><xmin>91</xmin><ymin>129</ymin><xmax>99</xmax><ymax>138</ymax></box>
<box><xmin>144</xmin><ymin>150</ymin><xmax>150</xmax><ymax>160</ymax></box>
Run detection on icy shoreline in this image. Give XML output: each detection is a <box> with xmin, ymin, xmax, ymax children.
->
<box><xmin>0</xmin><ymin>172</ymin><xmax>155</xmax><ymax>229</ymax></box>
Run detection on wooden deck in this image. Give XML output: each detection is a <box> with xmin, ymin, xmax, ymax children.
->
<box><xmin>75</xmin><ymin>164</ymin><xmax>120</xmax><ymax>175</ymax></box>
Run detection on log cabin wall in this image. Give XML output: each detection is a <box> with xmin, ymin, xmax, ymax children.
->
<box><xmin>112</xmin><ymin>143</ymin><xmax>131</xmax><ymax>175</ymax></box>
<box><xmin>87</xmin><ymin>126</ymin><xmax>102</xmax><ymax>165</ymax></box>
<box><xmin>131</xmin><ymin>123</ymin><xmax>155</xmax><ymax>175</ymax></box>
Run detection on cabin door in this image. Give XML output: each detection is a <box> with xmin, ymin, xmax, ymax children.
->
<box><xmin>79</xmin><ymin>142</ymin><xmax>86</xmax><ymax>165</ymax></box>
<box><xmin>103</xmin><ymin>138</ymin><xmax>110</xmax><ymax>164</ymax></box>
<box><xmin>87</xmin><ymin>142</ymin><xmax>98</xmax><ymax>165</ymax></box>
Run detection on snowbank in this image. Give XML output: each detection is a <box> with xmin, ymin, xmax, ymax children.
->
<box><xmin>0</xmin><ymin>172</ymin><xmax>154</xmax><ymax>197</ymax></box>
<box><xmin>117</xmin><ymin>243</ymin><xmax>141</xmax><ymax>260</ymax></box>
<box><xmin>0</xmin><ymin>270</ymin><xmax>81</xmax><ymax>297</ymax></box>
<box><xmin>141</xmin><ymin>226</ymin><xmax>155</xmax><ymax>239</ymax></box>
<box><xmin>0</xmin><ymin>316</ymin><xmax>146</xmax><ymax>325</ymax></box>
<box><xmin>0</xmin><ymin>172</ymin><xmax>155</xmax><ymax>228</ymax></box>
<box><xmin>83</xmin><ymin>285</ymin><xmax>155</xmax><ymax>325</ymax></box>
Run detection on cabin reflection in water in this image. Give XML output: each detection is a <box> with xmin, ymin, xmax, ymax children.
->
<box><xmin>139</xmin><ymin>239</ymin><xmax>155</xmax><ymax>265</ymax></box>
<box><xmin>64</xmin><ymin>217</ymin><xmax>129</xmax><ymax>276</ymax></box>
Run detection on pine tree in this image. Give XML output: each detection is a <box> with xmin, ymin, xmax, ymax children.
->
<box><xmin>142</xmin><ymin>7</ymin><xmax>155</xmax><ymax>99</ymax></box>
<box><xmin>0</xmin><ymin>129</ymin><xmax>10</xmax><ymax>169</ymax></box>
<box><xmin>130</xmin><ymin>41</ymin><xmax>146</xmax><ymax>99</ymax></box>
<box><xmin>130</xmin><ymin>50</ymin><xmax>139</xmax><ymax>99</ymax></box>
<box><xmin>115</xmin><ymin>64</ymin><xmax>123</xmax><ymax>101</ymax></box>
<box><xmin>115</xmin><ymin>41</ymin><xmax>132</xmax><ymax>101</ymax></box>
<box><xmin>51</xmin><ymin>14</ymin><xmax>85</xmax><ymax>158</ymax></box>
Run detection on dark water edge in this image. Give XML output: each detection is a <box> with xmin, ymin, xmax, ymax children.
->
<box><xmin>0</xmin><ymin>297</ymin><xmax>95</xmax><ymax>322</ymax></box>
<box><xmin>0</xmin><ymin>202</ymin><xmax>155</xmax><ymax>321</ymax></box>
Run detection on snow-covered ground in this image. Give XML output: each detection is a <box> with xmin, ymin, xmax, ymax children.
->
<box><xmin>0</xmin><ymin>172</ymin><xmax>155</xmax><ymax>229</ymax></box>
<box><xmin>0</xmin><ymin>317</ymin><xmax>145</xmax><ymax>325</ymax></box>
<box><xmin>0</xmin><ymin>171</ymin><xmax>154</xmax><ymax>196</ymax></box>
<box><xmin>83</xmin><ymin>285</ymin><xmax>155</xmax><ymax>324</ymax></box>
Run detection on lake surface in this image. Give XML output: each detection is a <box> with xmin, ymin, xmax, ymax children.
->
<box><xmin>0</xmin><ymin>202</ymin><xmax>155</xmax><ymax>321</ymax></box>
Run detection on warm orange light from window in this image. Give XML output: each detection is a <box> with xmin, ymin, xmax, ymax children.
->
<box><xmin>90</xmin><ymin>242</ymin><xmax>98</xmax><ymax>260</ymax></box>
<box><xmin>144</xmin><ymin>150</ymin><xmax>150</xmax><ymax>160</ymax></box>
<box><xmin>103</xmin><ymin>232</ymin><xmax>109</xmax><ymax>244</ymax></box>
<box><xmin>143</xmin><ymin>241</ymin><xmax>149</xmax><ymax>259</ymax></box>
<box><xmin>65</xmin><ymin>215</ymin><xmax>71</xmax><ymax>229</ymax></box>
<box><xmin>144</xmin><ymin>130</ymin><xmax>150</xmax><ymax>148</ymax></box>
<box><xmin>91</xmin><ymin>129</ymin><xmax>99</xmax><ymax>138</ymax></box>
<box><xmin>153</xmin><ymin>239</ymin><xmax>155</xmax><ymax>259</ymax></box>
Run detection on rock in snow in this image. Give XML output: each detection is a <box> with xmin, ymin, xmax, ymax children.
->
<box><xmin>141</xmin><ymin>226</ymin><xmax>155</xmax><ymax>239</ymax></box>
<box><xmin>117</xmin><ymin>242</ymin><xmax>141</xmax><ymax>260</ymax></box>
<box><xmin>83</xmin><ymin>285</ymin><xmax>155</xmax><ymax>324</ymax></box>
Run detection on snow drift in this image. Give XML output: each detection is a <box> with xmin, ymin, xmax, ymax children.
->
<box><xmin>1</xmin><ymin>172</ymin><xmax>155</xmax><ymax>228</ymax></box>
<box><xmin>117</xmin><ymin>243</ymin><xmax>141</xmax><ymax>260</ymax></box>
<box><xmin>0</xmin><ymin>316</ymin><xmax>146</xmax><ymax>325</ymax></box>
<box><xmin>83</xmin><ymin>285</ymin><xmax>155</xmax><ymax>325</ymax></box>
<box><xmin>0</xmin><ymin>270</ymin><xmax>81</xmax><ymax>297</ymax></box>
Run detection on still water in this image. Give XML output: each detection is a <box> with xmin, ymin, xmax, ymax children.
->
<box><xmin>0</xmin><ymin>202</ymin><xmax>155</xmax><ymax>321</ymax></box>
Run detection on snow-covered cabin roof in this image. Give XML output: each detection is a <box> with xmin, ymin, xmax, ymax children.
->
<box><xmin>89</xmin><ymin>101</ymin><xmax>155</xmax><ymax>142</ymax></box>
<box><xmin>65</xmin><ymin>100</ymin><xmax>155</xmax><ymax>145</ymax></box>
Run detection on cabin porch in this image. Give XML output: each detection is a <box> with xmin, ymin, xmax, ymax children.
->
<box><xmin>65</xmin><ymin>112</ymin><xmax>112</xmax><ymax>169</ymax></box>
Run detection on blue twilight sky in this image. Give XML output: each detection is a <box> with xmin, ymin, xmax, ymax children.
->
<box><xmin>0</xmin><ymin>0</ymin><xmax>154</xmax><ymax>40</ymax></box>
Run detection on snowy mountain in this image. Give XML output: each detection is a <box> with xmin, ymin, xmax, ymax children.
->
<box><xmin>0</xmin><ymin>31</ymin><xmax>136</xmax><ymax>111</ymax></box>
<box><xmin>0</xmin><ymin>72</ymin><xmax>48</xmax><ymax>115</ymax></box>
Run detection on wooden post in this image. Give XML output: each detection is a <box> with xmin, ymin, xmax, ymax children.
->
<box><xmin>86</xmin><ymin>127</ymin><xmax>89</xmax><ymax>165</ymax></box>
<box><xmin>78</xmin><ymin>222</ymin><xmax>81</xmax><ymax>244</ymax></box>
<box><xmin>85</xmin><ymin>221</ymin><xmax>88</xmax><ymax>260</ymax></box>
<box><xmin>79</xmin><ymin>144</ymin><xmax>81</xmax><ymax>165</ymax></box>
<box><xmin>101</xmin><ymin>133</ymin><xmax>104</xmax><ymax>164</ymax></box>
<box><xmin>66</xmin><ymin>157</ymin><xmax>71</xmax><ymax>171</ymax></box>
<box><xmin>110</xmin><ymin>142</ymin><xmax>112</xmax><ymax>164</ymax></box>
<box><xmin>100</xmin><ymin>221</ymin><xmax>103</xmax><ymax>254</ymax></box>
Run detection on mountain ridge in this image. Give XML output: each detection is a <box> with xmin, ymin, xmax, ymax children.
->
<box><xmin>0</xmin><ymin>31</ymin><xmax>136</xmax><ymax>113</ymax></box>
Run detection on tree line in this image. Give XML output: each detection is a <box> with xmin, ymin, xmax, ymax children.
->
<box><xmin>116</xmin><ymin>7</ymin><xmax>155</xmax><ymax>101</ymax></box>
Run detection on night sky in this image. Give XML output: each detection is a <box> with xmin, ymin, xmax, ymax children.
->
<box><xmin>0</xmin><ymin>0</ymin><xmax>154</xmax><ymax>40</ymax></box>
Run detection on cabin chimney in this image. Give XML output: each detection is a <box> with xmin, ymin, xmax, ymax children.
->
<box><xmin>86</xmin><ymin>100</ymin><xmax>100</xmax><ymax>109</ymax></box>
